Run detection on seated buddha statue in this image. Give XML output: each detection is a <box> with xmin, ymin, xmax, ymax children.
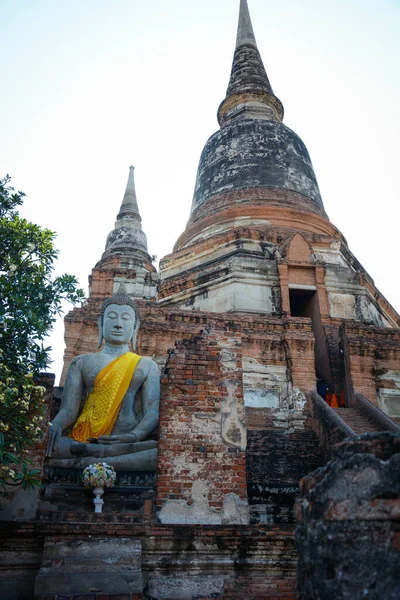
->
<box><xmin>45</xmin><ymin>285</ymin><xmax>160</xmax><ymax>471</ymax></box>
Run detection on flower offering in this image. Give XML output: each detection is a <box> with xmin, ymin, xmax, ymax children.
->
<box><xmin>82</xmin><ymin>462</ymin><xmax>116</xmax><ymax>488</ymax></box>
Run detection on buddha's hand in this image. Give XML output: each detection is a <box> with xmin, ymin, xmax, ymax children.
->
<box><xmin>45</xmin><ymin>423</ymin><xmax>63</xmax><ymax>457</ymax></box>
<box><xmin>97</xmin><ymin>432</ymin><xmax>138</xmax><ymax>445</ymax></box>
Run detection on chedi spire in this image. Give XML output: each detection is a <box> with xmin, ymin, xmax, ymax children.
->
<box><xmin>218</xmin><ymin>0</ymin><xmax>284</xmax><ymax>126</ymax></box>
<box><xmin>236</xmin><ymin>0</ymin><xmax>257</xmax><ymax>49</ymax></box>
<box><xmin>102</xmin><ymin>166</ymin><xmax>150</xmax><ymax>261</ymax></box>
<box><xmin>188</xmin><ymin>0</ymin><xmax>323</xmax><ymax>223</ymax></box>
<box><xmin>117</xmin><ymin>165</ymin><xmax>141</xmax><ymax>223</ymax></box>
<box><xmin>90</xmin><ymin>166</ymin><xmax>158</xmax><ymax>303</ymax></box>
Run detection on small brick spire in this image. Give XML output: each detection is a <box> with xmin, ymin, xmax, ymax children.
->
<box><xmin>88</xmin><ymin>165</ymin><xmax>159</xmax><ymax>307</ymax></box>
<box><xmin>101</xmin><ymin>166</ymin><xmax>150</xmax><ymax>260</ymax></box>
<box><xmin>218</xmin><ymin>0</ymin><xmax>284</xmax><ymax>126</ymax></box>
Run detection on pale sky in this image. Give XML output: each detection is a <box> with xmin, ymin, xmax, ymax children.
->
<box><xmin>1</xmin><ymin>0</ymin><xmax>399</xmax><ymax>382</ymax></box>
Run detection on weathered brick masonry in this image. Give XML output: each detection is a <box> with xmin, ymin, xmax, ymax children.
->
<box><xmin>246</xmin><ymin>429</ymin><xmax>323</xmax><ymax>524</ymax></box>
<box><xmin>157</xmin><ymin>327</ymin><xmax>247</xmax><ymax>511</ymax></box>
<box><xmin>296</xmin><ymin>433</ymin><xmax>400</xmax><ymax>600</ymax></box>
<box><xmin>0</xmin><ymin>522</ymin><xmax>297</xmax><ymax>600</ymax></box>
<box><xmin>342</xmin><ymin>323</ymin><xmax>400</xmax><ymax>404</ymax></box>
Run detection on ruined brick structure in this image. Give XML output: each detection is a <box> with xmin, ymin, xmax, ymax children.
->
<box><xmin>1</xmin><ymin>1</ymin><xmax>400</xmax><ymax>599</ymax></box>
<box><xmin>296</xmin><ymin>433</ymin><xmax>400</xmax><ymax>600</ymax></box>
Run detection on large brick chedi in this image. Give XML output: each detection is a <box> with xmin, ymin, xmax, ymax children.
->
<box><xmin>3</xmin><ymin>2</ymin><xmax>400</xmax><ymax>600</ymax></box>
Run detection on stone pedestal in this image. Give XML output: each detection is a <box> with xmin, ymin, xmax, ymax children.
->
<box><xmin>39</xmin><ymin>469</ymin><xmax>156</xmax><ymax>520</ymax></box>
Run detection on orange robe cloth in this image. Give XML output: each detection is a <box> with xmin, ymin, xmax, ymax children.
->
<box><xmin>330</xmin><ymin>393</ymin><xmax>339</xmax><ymax>408</ymax></box>
<box><xmin>71</xmin><ymin>352</ymin><xmax>142</xmax><ymax>442</ymax></box>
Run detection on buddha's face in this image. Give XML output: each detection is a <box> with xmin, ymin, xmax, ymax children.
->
<box><xmin>103</xmin><ymin>304</ymin><xmax>135</xmax><ymax>345</ymax></box>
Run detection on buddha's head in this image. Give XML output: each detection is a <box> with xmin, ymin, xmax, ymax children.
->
<box><xmin>98</xmin><ymin>284</ymin><xmax>140</xmax><ymax>350</ymax></box>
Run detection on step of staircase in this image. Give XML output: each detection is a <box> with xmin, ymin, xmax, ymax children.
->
<box><xmin>332</xmin><ymin>408</ymin><xmax>381</xmax><ymax>434</ymax></box>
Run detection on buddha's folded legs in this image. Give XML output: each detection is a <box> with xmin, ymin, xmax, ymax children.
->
<box><xmin>50</xmin><ymin>437</ymin><xmax>157</xmax><ymax>459</ymax></box>
<box><xmin>101</xmin><ymin>440</ymin><xmax>157</xmax><ymax>456</ymax></box>
<box><xmin>46</xmin><ymin>447</ymin><xmax>158</xmax><ymax>471</ymax></box>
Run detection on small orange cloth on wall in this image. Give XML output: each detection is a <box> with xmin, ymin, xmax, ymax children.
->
<box><xmin>71</xmin><ymin>352</ymin><xmax>141</xmax><ymax>442</ymax></box>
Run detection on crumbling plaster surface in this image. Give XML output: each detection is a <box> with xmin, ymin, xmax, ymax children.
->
<box><xmin>180</xmin><ymin>278</ymin><xmax>276</xmax><ymax>314</ymax></box>
<box><xmin>158</xmin><ymin>480</ymin><xmax>249</xmax><ymax>526</ymax></box>
<box><xmin>105</xmin><ymin>224</ymin><xmax>148</xmax><ymax>255</ymax></box>
<box><xmin>325</xmin><ymin>265</ymin><xmax>391</xmax><ymax>327</ymax></box>
<box><xmin>243</xmin><ymin>358</ymin><xmax>288</xmax><ymax>408</ymax></box>
<box><xmin>329</xmin><ymin>292</ymin><xmax>357</xmax><ymax>320</ymax></box>
<box><xmin>273</xmin><ymin>385</ymin><xmax>307</xmax><ymax>430</ymax></box>
<box><xmin>160</xmin><ymin>251</ymin><xmax>280</xmax><ymax>314</ymax></box>
<box><xmin>378</xmin><ymin>371</ymin><xmax>400</xmax><ymax>418</ymax></box>
<box><xmin>220</xmin><ymin>346</ymin><xmax>247</xmax><ymax>450</ymax></box>
<box><xmin>325</xmin><ymin>266</ymin><xmax>363</xmax><ymax>293</ymax></box>
<box><xmin>242</xmin><ymin>358</ymin><xmax>307</xmax><ymax>430</ymax></box>
<box><xmin>380</xmin><ymin>370</ymin><xmax>400</xmax><ymax>387</ymax></box>
<box><xmin>378</xmin><ymin>389</ymin><xmax>400</xmax><ymax>418</ymax></box>
<box><xmin>113</xmin><ymin>270</ymin><xmax>158</xmax><ymax>300</ymax></box>
<box><xmin>356</xmin><ymin>295</ymin><xmax>390</xmax><ymax>328</ymax></box>
<box><xmin>161</xmin><ymin>228</ymin><xmax>278</xmax><ymax>278</ymax></box>
<box><xmin>328</xmin><ymin>291</ymin><xmax>390</xmax><ymax>328</ymax></box>
<box><xmin>313</xmin><ymin>248</ymin><xmax>350</xmax><ymax>268</ymax></box>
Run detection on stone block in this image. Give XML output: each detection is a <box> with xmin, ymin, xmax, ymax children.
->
<box><xmin>146</xmin><ymin>574</ymin><xmax>225</xmax><ymax>599</ymax></box>
<box><xmin>34</xmin><ymin>538</ymin><xmax>142</xmax><ymax>596</ymax></box>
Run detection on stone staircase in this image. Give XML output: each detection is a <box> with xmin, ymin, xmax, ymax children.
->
<box><xmin>332</xmin><ymin>407</ymin><xmax>381</xmax><ymax>434</ymax></box>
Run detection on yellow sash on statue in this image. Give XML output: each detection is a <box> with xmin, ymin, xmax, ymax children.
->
<box><xmin>71</xmin><ymin>352</ymin><xmax>142</xmax><ymax>442</ymax></box>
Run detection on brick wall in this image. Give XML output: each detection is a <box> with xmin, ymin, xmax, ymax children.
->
<box><xmin>296</xmin><ymin>433</ymin><xmax>400</xmax><ymax>600</ymax></box>
<box><xmin>246</xmin><ymin>429</ymin><xmax>323</xmax><ymax>524</ymax></box>
<box><xmin>341</xmin><ymin>323</ymin><xmax>400</xmax><ymax>404</ymax></box>
<box><xmin>156</xmin><ymin>327</ymin><xmax>247</xmax><ymax>511</ymax></box>
<box><xmin>283</xmin><ymin>319</ymin><xmax>316</xmax><ymax>393</ymax></box>
<box><xmin>0</xmin><ymin>522</ymin><xmax>297</xmax><ymax>600</ymax></box>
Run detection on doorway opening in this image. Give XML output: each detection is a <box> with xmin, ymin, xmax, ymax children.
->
<box><xmin>289</xmin><ymin>288</ymin><xmax>315</xmax><ymax>318</ymax></box>
<box><xmin>289</xmin><ymin>287</ymin><xmax>333</xmax><ymax>390</ymax></box>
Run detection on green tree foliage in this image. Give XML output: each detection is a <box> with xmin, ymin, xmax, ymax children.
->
<box><xmin>0</xmin><ymin>175</ymin><xmax>85</xmax><ymax>496</ymax></box>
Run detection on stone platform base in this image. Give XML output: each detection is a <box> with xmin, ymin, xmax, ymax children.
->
<box><xmin>0</xmin><ymin>522</ymin><xmax>297</xmax><ymax>600</ymax></box>
<box><xmin>34</xmin><ymin>538</ymin><xmax>142</xmax><ymax>597</ymax></box>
